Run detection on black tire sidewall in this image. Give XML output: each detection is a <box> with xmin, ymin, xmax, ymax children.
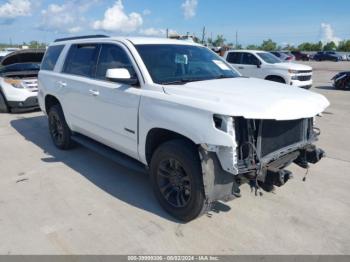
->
<box><xmin>0</xmin><ymin>91</ymin><xmax>10</xmax><ymax>113</ymax></box>
<box><xmin>150</xmin><ymin>139</ymin><xmax>206</xmax><ymax>222</ymax></box>
<box><xmin>48</xmin><ymin>104</ymin><xmax>72</xmax><ymax>149</ymax></box>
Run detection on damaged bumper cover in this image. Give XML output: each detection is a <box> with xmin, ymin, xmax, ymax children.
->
<box><xmin>199</xmin><ymin>116</ymin><xmax>325</xmax><ymax>204</ymax></box>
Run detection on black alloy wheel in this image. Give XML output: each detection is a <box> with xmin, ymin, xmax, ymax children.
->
<box><xmin>157</xmin><ymin>158</ymin><xmax>191</xmax><ymax>208</ymax></box>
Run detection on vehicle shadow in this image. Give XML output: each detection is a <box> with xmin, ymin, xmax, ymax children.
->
<box><xmin>314</xmin><ymin>85</ymin><xmax>335</xmax><ymax>90</ymax></box>
<box><xmin>10</xmin><ymin>115</ymin><xmax>230</xmax><ymax>223</ymax></box>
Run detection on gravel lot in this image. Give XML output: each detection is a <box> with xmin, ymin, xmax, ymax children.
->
<box><xmin>0</xmin><ymin>61</ymin><xmax>349</xmax><ymax>255</ymax></box>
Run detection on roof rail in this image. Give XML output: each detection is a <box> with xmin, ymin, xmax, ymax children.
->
<box><xmin>54</xmin><ymin>35</ymin><xmax>109</xmax><ymax>42</ymax></box>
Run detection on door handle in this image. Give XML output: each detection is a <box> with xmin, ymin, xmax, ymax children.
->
<box><xmin>89</xmin><ymin>89</ymin><xmax>100</xmax><ymax>96</ymax></box>
<box><xmin>238</xmin><ymin>66</ymin><xmax>244</xmax><ymax>69</ymax></box>
<box><xmin>57</xmin><ymin>81</ymin><xmax>67</xmax><ymax>88</ymax></box>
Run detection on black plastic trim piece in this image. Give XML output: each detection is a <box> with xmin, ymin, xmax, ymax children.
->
<box><xmin>71</xmin><ymin>133</ymin><xmax>147</xmax><ymax>174</ymax></box>
<box><xmin>54</xmin><ymin>35</ymin><xmax>109</xmax><ymax>42</ymax></box>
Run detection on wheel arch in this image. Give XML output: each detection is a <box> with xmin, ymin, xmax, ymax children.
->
<box><xmin>145</xmin><ymin>128</ymin><xmax>197</xmax><ymax>165</ymax></box>
<box><xmin>265</xmin><ymin>75</ymin><xmax>286</xmax><ymax>83</ymax></box>
<box><xmin>45</xmin><ymin>94</ymin><xmax>61</xmax><ymax>113</ymax></box>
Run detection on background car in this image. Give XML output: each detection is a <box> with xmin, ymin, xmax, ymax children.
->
<box><xmin>270</xmin><ymin>51</ymin><xmax>294</xmax><ymax>61</ymax></box>
<box><xmin>0</xmin><ymin>49</ymin><xmax>45</xmax><ymax>113</ymax></box>
<box><xmin>313</xmin><ymin>51</ymin><xmax>343</xmax><ymax>61</ymax></box>
<box><xmin>332</xmin><ymin>71</ymin><xmax>350</xmax><ymax>90</ymax></box>
<box><xmin>225</xmin><ymin>50</ymin><xmax>313</xmax><ymax>89</ymax></box>
<box><xmin>291</xmin><ymin>51</ymin><xmax>310</xmax><ymax>61</ymax></box>
<box><xmin>0</xmin><ymin>51</ymin><xmax>12</xmax><ymax>62</ymax></box>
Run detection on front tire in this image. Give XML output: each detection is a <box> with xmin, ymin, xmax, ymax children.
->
<box><xmin>150</xmin><ymin>139</ymin><xmax>207</xmax><ymax>221</ymax></box>
<box><xmin>0</xmin><ymin>91</ymin><xmax>10</xmax><ymax>113</ymax></box>
<box><xmin>48</xmin><ymin>104</ymin><xmax>73</xmax><ymax>150</ymax></box>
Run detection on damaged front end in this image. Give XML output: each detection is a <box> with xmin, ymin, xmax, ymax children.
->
<box><xmin>199</xmin><ymin>115</ymin><xmax>325</xmax><ymax>204</ymax></box>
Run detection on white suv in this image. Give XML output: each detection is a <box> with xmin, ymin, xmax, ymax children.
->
<box><xmin>0</xmin><ymin>49</ymin><xmax>45</xmax><ymax>113</ymax></box>
<box><xmin>38</xmin><ymin>36</ymin><xmax>329</xmax><ymax>221</ymax></box>
<box><xmin>224</xmin><ymin>50</ymin><xmax>313</xmax><ymax>89</ymax></box>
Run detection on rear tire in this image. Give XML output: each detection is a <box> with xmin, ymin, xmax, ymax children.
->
<box><xmin>48</xmin><ymin>104</ymin><xmax>73</xmax><ymax>150</ymax></box>
<box><xmin>0</xmin><ymin>91</ymin><xmax>10</xmax><ymax>113</ymax></box>
<box><xmin>150</xmin><ymin>139</ymin><xmax>208</xmax><ymax>222</ymax></box>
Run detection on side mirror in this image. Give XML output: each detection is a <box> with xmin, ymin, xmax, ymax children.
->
<box><xmin>256</xmin><ymin>60</ymin><xmax>262</xmax><ymax>68</ymax></box>
<box><xmin>106</xmin><ymin>68</ymin><xmax>138</xmax><ymax>85</ymax></box>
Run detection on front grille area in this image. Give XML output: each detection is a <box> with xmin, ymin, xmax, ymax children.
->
<box><xmin>260</xmin><ymin>119</ymin><xmax>305</xmax><ymax>157</ymax></box>
<box><xmin>297</xmin><ymin>75</ymin><xmax>312</xmax><ymax>81</ymax></box>
<box><xmin>22</xmin><ymin>78</ymin><xmax>38</xmax><ymax>92</ymax></box>
<box><xmin>235</xmin><ymin>117</ymin><xmax>309</xmax><ymax>162</ymax></box>
<box><xmin>297</xmin><ymin>70</ymin><xmax>312</xmax><ymax>74</ymax></box>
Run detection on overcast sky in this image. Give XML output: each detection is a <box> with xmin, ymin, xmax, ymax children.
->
<box><xmin>0</xmin><ymin>0</ymin><xmax>349</xmax><ymax>46</ymax></box>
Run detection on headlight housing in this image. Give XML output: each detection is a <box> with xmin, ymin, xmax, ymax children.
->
<box><xmin>288</xmin><ymin>69</ymin><xmax>298</xmax><ymax>74</ymax></box>
<box><xmin>213</xmin><ymin>114</ymin><xmax>234</xmax><ymax>136</ymax></box>
<box><xmin>4</xmin><ymin>78</ymin><xmax>24</xmax><ymax>89</ymax></box>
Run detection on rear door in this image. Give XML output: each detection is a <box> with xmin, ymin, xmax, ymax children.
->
<box><xmin>58</xmin><ymin>43</ymin><xmax>102</xmax><ymax>135</ymax></box>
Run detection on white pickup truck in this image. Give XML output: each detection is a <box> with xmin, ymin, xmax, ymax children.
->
<box><xmin>38</xmin><ymin>36</ymin><xmax>329</xmax><ymax>221</ymax></box>
<box><xmin>224</xmin><ymin>50</ymin><xmax>313</xmax><ymax>89</ymax></box>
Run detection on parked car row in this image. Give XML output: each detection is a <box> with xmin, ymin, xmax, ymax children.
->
<box><xmin>312</xmin><ymin>51</ymin><xmax>346</xmax><ymax>62</ymax></box>
<box><xmin>269</xmin><ymin>50</ymin><xmax>349</xmax><ymax>62</ymax></box>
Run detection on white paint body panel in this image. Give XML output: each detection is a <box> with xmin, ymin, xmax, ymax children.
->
<box><xmin>38</xmin><ymin>37</ymin><xmax>329</xmax><ymax>167</ymax></box>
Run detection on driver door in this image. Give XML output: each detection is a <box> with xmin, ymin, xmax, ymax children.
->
<box><xmin>238</xmin><ymin>52</ymin><xmax>262</xmax><ymax>78</ymax></box>
<box><xmin>84</xmin><ymin>43</ymin><xmax>141</xmax><ymax>159</ymax></box>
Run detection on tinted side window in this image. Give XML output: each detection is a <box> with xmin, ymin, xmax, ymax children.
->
<box><xmin>95</xmin><ymin>44</ymin><xmax>136</xmax><ymax>81</ymax></box>
<box><xmin>63</xmin><ymin>44</ymin><xmax>100</xmax><ymax>77</ymax></box>
<box><xmin>226</xmin><ymin>52</ymin><xmax>241</xmax><ymax>64</ymax></box>
<box><xmin>41</xmin><ymin>45</ymin><xmax>64</xmax><ymax>71</ymax></box>
<box><xmin>241</xmin><ymin>53</ymin><xmax>259</xmax><ymax>65</ymax></box>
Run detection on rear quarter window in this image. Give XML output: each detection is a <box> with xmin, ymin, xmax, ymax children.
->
<box><xmin>41</xmin><ymin>45</ymin><xmax>64</xmax><ymax>71</ymax></box>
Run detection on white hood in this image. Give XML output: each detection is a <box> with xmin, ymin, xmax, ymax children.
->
<box><xmin>163</xmin><ymin>77</ymin><xmax>329</xmax><ymax>120</ymax></box>
<box><xmin>272</xmin><ymin>62</ymin><xmax>312</xmax><ymax>71</ymax></box>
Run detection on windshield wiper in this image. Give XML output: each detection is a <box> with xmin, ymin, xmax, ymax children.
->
<box><xmin>161</xmin><ymin>78</ymin><xmax>202</xmax><ymax>85</ymax></box>
<box><xmin>214</xmin><ymin>75</ymin><xmax>235</xmax><ymax>79</ymax></box>
<box><xmin>161</xmin><ymin>75</ymin><xmax>235</xmax><ymax>85</ymax></box>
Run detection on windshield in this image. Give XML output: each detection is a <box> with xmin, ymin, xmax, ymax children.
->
<box><xmin>257</xmin><ymin>52</ymin><xmax>282</xmax><ymax>64</ymax></box>
<box><xmin>135</xmin><ymin>44</ymin><xmax>239</xmax><ymax>85</ymax></box>
<box><xmin>0</xmin><ymin>63</ymin><xmax>40</xmax><ymax>74</ymax></box>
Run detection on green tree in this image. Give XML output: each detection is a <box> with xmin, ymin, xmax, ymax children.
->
<box><xmin>260</xmin><ymin>39</ymin><xmax>277</xmax><ymax>51</ymax></box>
<box><xmin>246</xmin><ymin>44</ymin><xmax>260</xmax><ymax>50</ymax></box>
<box><xmin>323</xmin><ymin>41</ymin><xmax>337</xmax><ymax>51</ymax></box>
<box><xmin>337</xmin><ymin>40</ymin><xmax>350</xmax><ymax>52</ymax></box>
<box><xmin>207</xmin><ymin>37</ymin><xmax>213</xmax><ymax>46</ymax></box>
<box><xmin>28</xmin><ymin>40</ymin><xmax>46</xmax><ymax>49</ymax></box>
<box><xmin>213</xmin><ymin>35</ymin><xmax>226</xmax><ymax>47</ymax></box>
<box><xmin>313</xmin><ymin>41</ymin><xmax>323</xmax><ymax>51</ymax></box>
<box><xmin>282</xmin><ymin>44</ymin><xmax>296</xmax><ymax>51</ymax></box>
<box><xmin>298</xmin><ymin>42</ymin><xmax>312</xmax><ymax>51</ymax></box>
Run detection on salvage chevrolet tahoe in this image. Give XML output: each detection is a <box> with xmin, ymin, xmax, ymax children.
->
<box><xmin>38</xmin><ymin>36</ymin><xmax>329</xmax><ymax>221</ymax></box>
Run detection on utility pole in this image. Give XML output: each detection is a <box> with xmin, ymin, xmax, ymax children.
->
<box><xmin>201</xmin><ymin>26</ymin><xmax>206</xmax><ymax>44</ymax></box>
<box><xmin>235</xmin><ymin>31</ymin><xmax>238</xmax><ymax>48</ymax></box>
